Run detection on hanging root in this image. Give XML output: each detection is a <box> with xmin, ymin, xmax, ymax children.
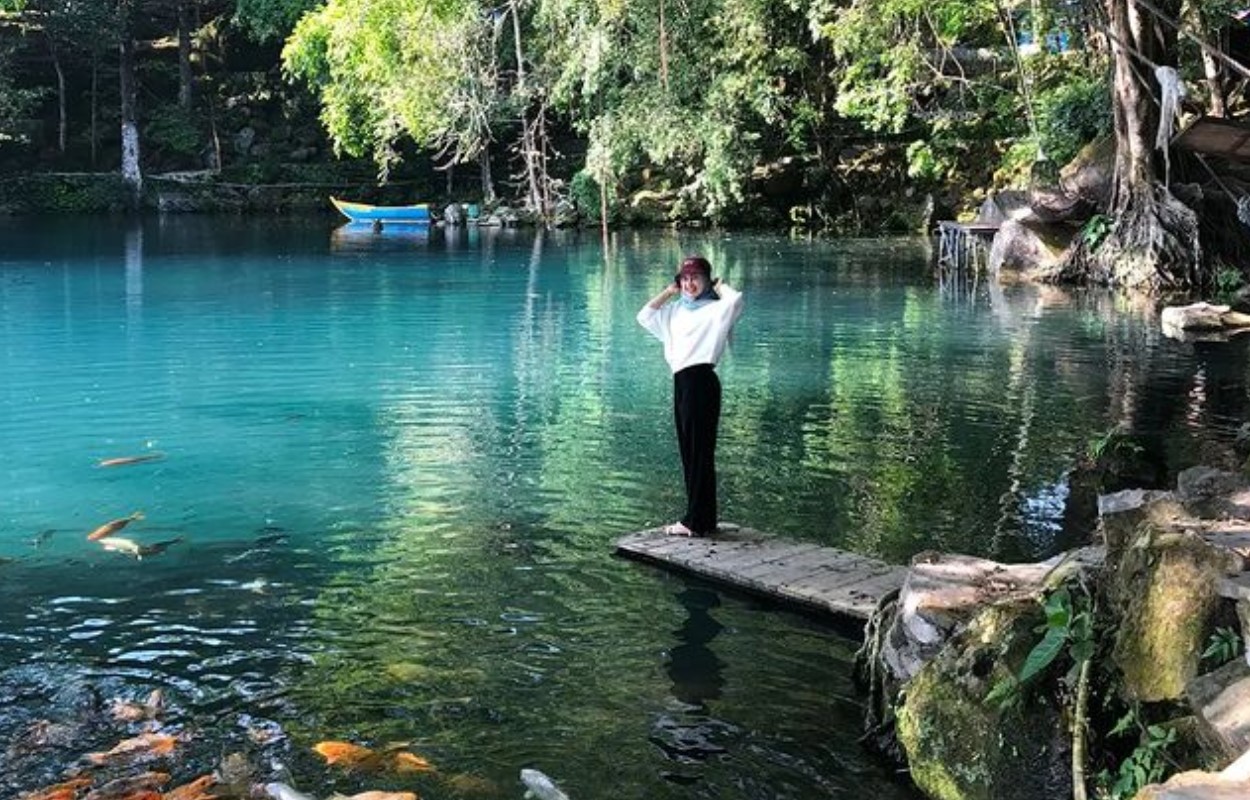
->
<box><xmin>854</xmin><ymin>587</ymin><xmax>903</xmax><ymax>760</ymax></box>
<box><xmin>1060</xmin><ymin>184</ymin><xmax>1201</xmax><ymax>291</ymax></box>
<box><xmin>1072</xmin><ymin>650</ymin><xmax>1092</xmax><ymax>800</ymax></box>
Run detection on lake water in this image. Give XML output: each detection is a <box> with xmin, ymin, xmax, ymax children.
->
<box><xmin>1</xmin><ymin>216</ymin><xmax>1245</xmax><ymax>798</ymax></box>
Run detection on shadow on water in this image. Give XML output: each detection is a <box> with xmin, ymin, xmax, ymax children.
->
<box><xmin>651</xmin><ymin>585</ymin><xmax>729</xmax><ymax>787</ymax></box>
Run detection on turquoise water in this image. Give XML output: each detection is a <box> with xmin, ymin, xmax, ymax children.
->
<box><xmin>1</xmin><ymin>216</ymin><xmax>1245</xmax><ymax>798</ymax></box>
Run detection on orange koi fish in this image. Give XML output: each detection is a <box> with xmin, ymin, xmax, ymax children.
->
<box><xmin>314</xmin><ymin>740</ymin><xmax>379</xmax><ymax>769</ymax></box>
<box><xmin>345</xmin><ymin>793</ymin><xmax>418</xmax><ymax>800</ymax></box>
<box><xmin>87</xmin><ymin>512</ymin><xmax>144</xmax><ymax>541</ymax></box>
<box><xmin>85</xmin><ymin>733</ymin><xmax>178</xmax><ymax>766</ymax></box>
<box><xmin>313</xmin><ymin>741</ymin><xmax>436</xmax><ymax>774</ymax></box>
<box><xmin>17</xmin><ymin>776</ymin><xmax>92</xmax><ymax>800</ymax></box>
<box><xmin>163</xmin><ymin>774</ymin><xmax>218</xmax><ymax>800</ymax></box>
<box><xmin>391</xmin><ymin>751</ymin><xmax>436</xmax><ymax>774</ymax></box>
<box><xmin>97</xmin><ymin>453</ymin><xmax>165</xmax><ymax>468</ymax></box>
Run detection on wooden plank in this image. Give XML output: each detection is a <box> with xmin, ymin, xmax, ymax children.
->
<box><xmin>615</xmin><ymin>526</ymin><xmax>906</xmax><ymax>622</ymax></box>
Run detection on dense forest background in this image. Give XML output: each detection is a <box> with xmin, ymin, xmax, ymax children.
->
<box><xmin>0</xmin><ymin>0</ymin><xmax>1247</xmax><ymax>237</ymax></box>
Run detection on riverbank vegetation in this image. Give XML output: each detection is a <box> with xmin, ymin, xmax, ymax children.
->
<box><xmin>1</xmin><ymin>1</ymin><xmax>1246</xmax><ymax>269</ymax></box>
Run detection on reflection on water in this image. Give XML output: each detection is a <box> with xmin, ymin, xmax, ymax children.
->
<box><xmin>1</xmin><ymin>216</ymin><xmax>1248</xmax><ymax>798</ymax></box>
<box><xmin>330</xmin><ymin>221</ymin><xmax>436</xmax><ymax>252</ymax></box>
<box><xmin>666</xmin><ymin>586</ymin><xmax>725</xmax><ymax>711</ymax></box>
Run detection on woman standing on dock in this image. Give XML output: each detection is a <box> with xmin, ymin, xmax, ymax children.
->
<box><xmin>637</xmin><ymin>256</ymin><xmax>745</xmax><ymax>537</ymax></box>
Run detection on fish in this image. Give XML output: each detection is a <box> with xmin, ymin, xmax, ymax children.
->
<box><xmin>86</xmin><ymin>771</ymin><xmax>171</xmax><ymax>797</ymax></box>
<box><xmin>264</xmin><ymin>782</ymin><xmax>318</xmax><ymax>800</ymax></box>
<box><xmin>163</xmin><ymin>774</ymin><xmax>218</xmax><ymax>800</ymax></box>
<box><xmin>99</xmin><ymin>536</ymin><xmax>183</xmax><ymax>559</ymax></box>
<box><xmin>313</xmin><ymin>740</ymin><xmax>436</xmax><ymax>774</ymax></box>
<box><xmin>333</xmin><ymin>793</ymin><xmax>418</xmax><ymax>800</ymax></box>
<box><xmin>520</xmin><ymin>768</ymin><xmax>570</xmax><ymax>800</ymax></box>
<box><xmin>391</xmin><ymin>750</ymin><xmax>436</xmax><ymax>774</ymax></box>
<box><xmin>15</xmin><ymin>776</ymin><xmax>93</xmax><ymax>800</ymax></box>
<box><xmin>97</xmin><ymin>453</ymin><xmax>165</xmax><ymax>468</ymax></box>
<box><xmin>314</xmin><ymin>740</ymin><xmax>378</xmax><ymax>769</ymax></box>
<box><xmin>31</xmin><ymin>528</ymin><xmax>55</xmax><ymax>547</ymax></box>
<box><xmin>87</xmin><ymin>512</ymin><xmax>144</xmax><ymax>541</ymax></box>
<box><xmin>85</xmin><ymin>732</ymin><xmax>178</xmax><ymax>766</ymax></box>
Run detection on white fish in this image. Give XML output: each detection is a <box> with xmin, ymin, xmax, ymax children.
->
<box><xmin>99</xmin><ymin>536</ymin><xmax>183</xmax><ymax>559</ymax></box>
<box><xmin>99</xmin><ymin>536</ymin><xmax>145</xmax><ymax>557</ymax></box>
<box><xmin>520</xmin><ymin>768</ymin><xmax>570</xmax><ymax>800</ymax></box>
<box><xmin>265</xmin><ymin>782</ymin><xmax>318</xmax><ymax>800</ymax></box>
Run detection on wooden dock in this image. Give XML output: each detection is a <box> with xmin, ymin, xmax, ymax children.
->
<box><xmin>614</xmin><ymin>526</ymin><xmax>907</xmax><ymax>622</ymax></box>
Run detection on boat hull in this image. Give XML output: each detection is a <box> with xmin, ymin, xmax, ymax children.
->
<box><xmin>331</xmin><ymin>196</ymin><xmax>431</xmax><ymax>223</ymax></box>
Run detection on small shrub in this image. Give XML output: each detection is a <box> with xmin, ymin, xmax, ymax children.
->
<box><xmin>1082</xmin><ymin>214</ymin><xmax>1113</xmax><ymax>252</ymax></box>
<box><xmin>1202</xmin><ymin>626</ymin><xmax>1244</xmax><ymax>666</ymax></box>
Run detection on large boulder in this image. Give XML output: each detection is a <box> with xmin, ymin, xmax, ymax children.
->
<box><xmin>896</xmin><ymin>599</ymin><xmax>1072</xmax><ymax>800</ymax></box>
<box><xmin>987</xmin><ymin>218</ymin><xmax>1076</xmax><ymax>276</ymax></box>
<box><xmin>1059</xmin><ymin>135</ymin><xmax>1115</xmax><ymax>209</ymax></box>
<box><xmin>1136</xmin><ymin>748</ymin><xmax>1250</xmax><ymax>799</ymax></box>
<box><xmin>1100</xmin><ymin>472</ymin><xmax>1247</xmax><ymax>703</ymax></box>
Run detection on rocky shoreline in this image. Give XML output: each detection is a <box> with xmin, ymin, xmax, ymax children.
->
<box><xmin>855</xmin><ymin>465</ymin><xmax>1250</xmax><ymax>800</ymax></box>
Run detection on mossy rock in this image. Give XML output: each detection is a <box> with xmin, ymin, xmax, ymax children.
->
<box><xmin>1108</xmin><ymin>529</ymin><xmax>1241</xmax><ymax>703</ymax></box>
<box><xmin>896</xmin><ymin>600</ymin><xmax>1071</xmax><ymax>800</ymax></box>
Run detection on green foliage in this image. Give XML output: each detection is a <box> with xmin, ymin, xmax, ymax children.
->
<box><xmin>235</xmin><ymin>0</ymin><xmax>322</xmax><ymax>42</ymax></box>
<box><xmin>1214</xmin><ymin>265</ymin><xmax>1245</xmax><ymax>301</ymax></box>
<box><xmin>568</xmin><ymin>169</ymin><xmax>612</xmax><ymax>220</ymax></box>
<box><xmin>1202</xmin><ymin>626</ymin><xmax>1244</xmax><ymax>666</ymax></box>
<box><xmin>144</xmin><ymin>104</ymin><xmax>201</xmax><ymax>157</ymax></box>
<box><xmin>0</xmin><ymin>44</ymin><xmax>41</xmax><ymax>144</ymax></box>
<box><xmin>1097</xmin><ymin>712</ymin><xmax>1177</xmax><ymax>800</ymax></box>
<box><xmin>539</xmin><ymin>0</ymin><xmax>813</xmax><ymax>218</ymax></box>
<box><xmin>3</xmin><ymin>174</ymin><xmax>127</xmax><ymax>212</ymax></box>
<box><xmin>1086</xmin><ymin>426</ymin><xmax>1142</xmax><ymax>464</ymax></box>
<box><xmin>282</xmin><ymin>0</ymin><xmax>477</xmax><ymax>176</ymax></box>
<box><xmin>986</xmin><ymin>583</ymin><xmax>1094</xmax><ymax>710</ymax></box>
<box><xmin>1035</xmin><ymin>73</ymin><xmax>1112</xmax><ymax>168</ymax></box>
<box><xmin>905</xmin><ymin>141</ymin><xmax>945</xmax><ymax>182</ymax></box>
<box><xmin>1082</xmin><ymin>214</ymin><xmax>1113</xmax><ymax>252</ymax></box>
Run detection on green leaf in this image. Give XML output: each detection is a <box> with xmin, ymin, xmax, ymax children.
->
<box><xmin>1017</xmin><ymin>623</ymin><xmax>1067</xmax><ymax>685</ymax></box>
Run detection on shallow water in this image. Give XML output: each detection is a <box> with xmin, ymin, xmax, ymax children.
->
<box><xmin>1</xmin><ymin>216</ymin><xmax>1245</xmax><ymax>798</ymax></box>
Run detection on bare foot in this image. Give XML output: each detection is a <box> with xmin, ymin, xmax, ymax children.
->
<box><xmin>661</xmin><ymin>522</ymin><xmax>696</xmax><ymax>537</ymax></box>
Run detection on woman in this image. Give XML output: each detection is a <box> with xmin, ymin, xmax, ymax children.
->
<box><xmin>637</xmin><ymin>256</ymin><xmax>745</xmax><ymax>536</ymax></box>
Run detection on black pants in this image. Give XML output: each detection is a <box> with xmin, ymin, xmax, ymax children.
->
<box><xmin>674</xmin><ymin>364</ymin><xmax>721</xmax><ymax>535</ymax></box>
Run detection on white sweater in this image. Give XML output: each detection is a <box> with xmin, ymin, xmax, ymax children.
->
<box><xmin>637</xmin><ymin>284</ymin><xmax>745</xmax><ymax>373</ymax></box>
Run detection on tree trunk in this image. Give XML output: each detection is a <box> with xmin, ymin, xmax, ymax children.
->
<box><xmin>48</xmin><ymin>36</ymin><xmax>65</xmax><ymax>154</ymax></box>
<box><xmin>510</xmin><ymin>1</ymin><xmax>542</xmax><ymax>213</ymax></box>
<box><xmin>1064</xmin><ymin>0</ymin><xmax>1200</xmax><ymax>291</ymax></box>
<box><xmin>177</xmin><ymin>0</ymin><xmax>194</xmax><ymax>110</ymax></box>
<box><xmin>1183</xmin><ymin>3</ymin><xmax>1227</xmax><ymax>117</ymax></box>
<box><xmin>90</xmin><ymin>46</ymin><xmax>98</xmax><ymax>167</ymax></box>
<box><xmin>479</xmin><ymin>149</ymin><xmax>495</xmax><ymax>204</ymax></box>
<box><xmin>659</xmin><ymin>0</ymin><xmax>669</xmax><ymax>91</ymax></box>
<box><xmin>119</xmin><ymin>0</ymin><xmax>142</xmax><ymax>209</ymax></box>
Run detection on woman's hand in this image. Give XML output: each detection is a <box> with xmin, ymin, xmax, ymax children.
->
<box><xmin>647</xmin><ymin>283</ymin><xmax>679</xmax><ymax>309</ymax></box>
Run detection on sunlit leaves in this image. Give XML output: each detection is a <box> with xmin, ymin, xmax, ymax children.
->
<box><xmin>282</xmin><ymin>0</ymin><xmax>477</xmax><ymax>173</ymax></box>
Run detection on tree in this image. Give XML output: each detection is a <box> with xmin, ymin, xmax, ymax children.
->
<box><xmin>282</xmin><ymin>0</ymin><xmax>498</xmax><ymax>187</ymax></box>
<box><xmin>0</xmin><ymin>40</ymin><xmax>40</xmax><ymax>146</ymax></box>
<box><xmin>233</xmin><ymin>0</ymin><xmax>318</xmax><ymax>42</ymax></box>
<box><xmin>118</xmin><ymin>0</ymin><xmax>141</xmax><ymax>207</ymax></box>
<box><xmin>539</xmin><ymin>0</ymin><xmax>813</xmax><ymax>218</ymax></box>
<box><xmin>0</xmin><ymin>0</ymin><xmax>115</xmax><ymax>157</ymax></box>
<box><xmin>1060</xmin><ymin>0</ymin><xmax>1200</xmax><ymax>290</ymax></box>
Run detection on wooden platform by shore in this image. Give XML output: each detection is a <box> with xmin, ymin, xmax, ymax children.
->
<box><xmin>614</xmin><ymin>525</ymin><xmax>907</xmax><ymax>622</ymax></box>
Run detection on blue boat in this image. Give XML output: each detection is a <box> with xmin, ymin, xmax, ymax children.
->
<box><xmin>330</xmin><ymin>196</ymin><xmax>432</xmax><ymax>223</ymax></box>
